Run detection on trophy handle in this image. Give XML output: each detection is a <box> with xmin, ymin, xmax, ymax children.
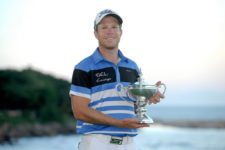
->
<box><xmin>157</xmin><ymin>83</ymin><xmax>166</xmax><ymax>98</ymax></box>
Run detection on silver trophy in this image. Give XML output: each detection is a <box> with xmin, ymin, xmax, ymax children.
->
<box><xmin>118</xmin><ymin>70</ymin><xmax>166</xmax><ymax>124</ymax></box>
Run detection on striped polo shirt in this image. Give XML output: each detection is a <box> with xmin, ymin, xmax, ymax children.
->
<box><xmin>70</xmin><ymin>48</ymin><xmax>140</xmax><ymax>137</ymax></box>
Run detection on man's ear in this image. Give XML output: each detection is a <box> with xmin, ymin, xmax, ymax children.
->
<box><xmin>94</xmin><ymin>30</ymin><xmax>98</xmax><ymax>40</ymax></box>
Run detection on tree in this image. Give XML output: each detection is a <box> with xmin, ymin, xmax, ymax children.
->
<box><xmin>0</xmin><ymin>68</ymin><xmax>72</xmax><ymax>123</ymax></box>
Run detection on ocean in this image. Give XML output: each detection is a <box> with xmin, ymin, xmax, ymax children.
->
<box><xmin>1</xmin><ymin>106</ymin><xmax>225</xmax><ymax>150</ymax></box>
<box><xmin>148</xmin><ymin>105</ymin><xmax>225</xmax><ymax>121</ymax></box>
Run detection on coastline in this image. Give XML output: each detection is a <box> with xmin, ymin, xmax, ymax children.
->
<box><xmin>1</xmin><ymin>120</ymin><xmax>225</xmax><ymax>144</ymax></box>
<box><xmin>0</xmin><ymin>122</ymin><xmax>76</xmax><ymax>144</ymax></box>
<box><xmin>155</xmin><ymin>120</ymin><xmax>225</xmax><ymax>128</ymax></box>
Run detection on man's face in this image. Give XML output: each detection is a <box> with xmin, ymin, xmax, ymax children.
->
<box><xmin>94</xmin><ymin>16</ymin><xmax>122</xmax><ymax>50</ymax></box>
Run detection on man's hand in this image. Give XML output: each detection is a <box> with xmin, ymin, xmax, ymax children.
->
<box><xmin>149</xmin><ymin>81</ymin><xmax>165</xmax><ymax>104</ymax></box>
<box><xmin>118</xmin><ymin>118</ymin><xmax>149</xmax><ymax>129</ymax></box>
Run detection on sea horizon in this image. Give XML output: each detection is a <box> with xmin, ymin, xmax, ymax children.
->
<box><xmin>148</xmin><ymin>105</ymin><xmax>225</xmax><ymax>121</ymax></box>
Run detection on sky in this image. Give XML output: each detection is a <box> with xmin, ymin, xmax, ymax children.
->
<box><xmin>0</xmin><ymin>0</ymin><xmax>225</xmax><ymax>106</ymax></box>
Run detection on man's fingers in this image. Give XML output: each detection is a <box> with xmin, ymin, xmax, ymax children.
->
<box><xmin>123</xmin><ymin>118</ymin><xmax>150</xmax><ymax>128</ymax></box>
<box><xmin>155</xmin><ymin>81</ymin><xmax>161</xmax><ymax>87</ymax></box>
<box><xmin>149</xmin><ymin>92</ymin><xmax>162</xmax><ymax>104</ymax></box>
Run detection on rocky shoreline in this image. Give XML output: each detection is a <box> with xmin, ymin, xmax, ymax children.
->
<box><xmin>1</xmin><ymin>120</ymin><xmax>225</xmax><ymax>144</ymax></box>
<box><xmin>0</xmin><ymin>122</ymin><xmax>76</xmax><ymax>144</ymax></box>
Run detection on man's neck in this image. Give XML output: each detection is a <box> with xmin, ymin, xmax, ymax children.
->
<box><xmin>99</xmin><ymin>47</ymin><xmax>119</xmax><ymax>64</ymax></box>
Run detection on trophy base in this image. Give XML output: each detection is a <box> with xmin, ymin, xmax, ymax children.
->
<box><xmin>138</xmin><ymin>113</ymin><xmax>154</xmax><ymax>124</ymax></box>
<box><xmin>140</xmin><ymin>118</ymin><xmax>154</xmax><ymax>124</ymax></box>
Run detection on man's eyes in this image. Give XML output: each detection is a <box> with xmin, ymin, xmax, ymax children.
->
<box><xmin>113</xmin><ymin>26</ymin><xmax>119</xmax><ymax>29</ymax></box>
<box><xmin>100</xmin><ymin>26</ymin><xmax>119</xmax><ymax>29</ymax></box>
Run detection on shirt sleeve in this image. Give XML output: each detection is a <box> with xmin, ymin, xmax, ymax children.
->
<box><xmin>69</xmin><ymin>68</ymin><xmax>91</xmax><ymax>99</ymax></box>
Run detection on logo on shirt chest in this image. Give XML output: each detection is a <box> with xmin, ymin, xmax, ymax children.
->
<box><xmin>90</xmin><ymin>67</ymin><xmax>116</xmax><ymax>86</ymax></box>
<box><xmin>95</xmin><ymin>71</ymin><xmax>112</xmax><ymax>83</ymax></box>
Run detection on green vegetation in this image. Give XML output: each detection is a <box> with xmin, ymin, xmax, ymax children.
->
<box><xmin>0</xmin><ymin>68</ymin><xmax>73</xmax><ymax>125</ymax></box>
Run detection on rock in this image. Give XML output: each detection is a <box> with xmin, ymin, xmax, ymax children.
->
<box><xmin>0</xmin><ymin>122</ymin><xmax>76</xmax><ymax>144</ymax></box>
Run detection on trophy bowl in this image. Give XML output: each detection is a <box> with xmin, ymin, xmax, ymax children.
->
<box><xmin>128</xmin><ymin>85</ymin><xmax>158</xmax><ymax>99</ymax></box>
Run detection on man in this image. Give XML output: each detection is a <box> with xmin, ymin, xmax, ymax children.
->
<box><xmin>70</xmin><ymin>9</ymin><xmax>164</xmax><ymax>150</ymax></box>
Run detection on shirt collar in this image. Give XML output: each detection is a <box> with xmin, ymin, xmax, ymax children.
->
<box><xmin>92</xmin><ymin>47</ymin><xmax>129</xmax><ymax>64</ymax></box>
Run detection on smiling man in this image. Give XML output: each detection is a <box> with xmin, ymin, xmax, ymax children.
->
<box><xmin>69</xmin><ymin>9</ymin><xmax>163</xmax><ymax>150</ymax></box>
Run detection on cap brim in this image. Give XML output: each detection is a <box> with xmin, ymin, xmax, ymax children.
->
<box><xmin>104</xmin><ymin>14</ymin><xmax>123</xmax><ymax>25</ymax></box>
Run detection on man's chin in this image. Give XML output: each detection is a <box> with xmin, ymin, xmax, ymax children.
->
<box><xmin>101</xmin><ymin>45</ymin><xmax>118</xmax><ymax>50</ymax></box>
<box><xmin>106</xmin><ymin>47</ymin><xmax>117</xmax><ymax>50</ymax></box>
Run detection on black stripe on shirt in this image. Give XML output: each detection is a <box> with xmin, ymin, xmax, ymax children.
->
<box><xmin>119</xmin><ymin>67</ymin><xmax>139</xmax><ymax>83</ymax></box>
<box><xmin>72</xmin><ymin>67</ymin><xmax>116</xmax><ymax>88</ymax></box>
<box><xmin>72</xmin><ymin>69</ymin><xmax>91</xmax><ymax>88</ymax></box>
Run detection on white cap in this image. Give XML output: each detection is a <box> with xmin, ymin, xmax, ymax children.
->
<box><xmin>94</xmin><ymin>9</ymin><xmax>123</xmax><ymax>30</ymax></box>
